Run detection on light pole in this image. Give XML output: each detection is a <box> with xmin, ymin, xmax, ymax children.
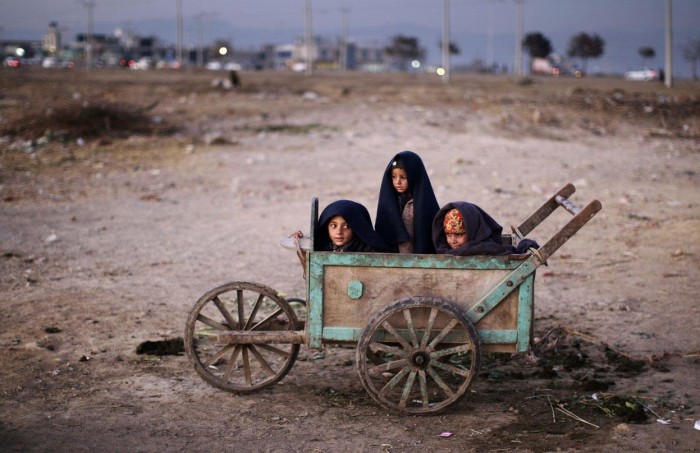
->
<box><xmin>78</xmin><ymin>0</ymin><xmax>96</xmax><ymax>70</ymax></box>
<box><xmin>665</xmin><ymin>0</ymin><xmax>673</xmax><ymax>88</ymax></box>
<box><xmin>196</xmin><ymin>13</ymin><xmax>204</xmax><ymax>67</ymax></box>
<box><xmin>176</xmin><ymin>0</ymin><xmax>183</xmax><ymax>67</ymax></box>
<box><xmin>340</xmin><ymin>8</ymin><xmax>349</xmax><ymax>71</ymax></box>
<box><xmin>304</xmin><ymin>0</ymin><xmax>313</xmax><ymax>75</ymax></box>
<box><xmin>442</xmin><ymin>0</ymin><xmax>450</xmax><ymax>82</ymax></box>
<box><xmin>514</xmin><ymin>0</ymin><xmax>524</xmax><ymax>76</ymax></box>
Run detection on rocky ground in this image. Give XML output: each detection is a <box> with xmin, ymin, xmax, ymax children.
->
<box><xmin>1</xmin><ymin>68</ymin><xmax>699</xmax><ymax>452</ymax></box>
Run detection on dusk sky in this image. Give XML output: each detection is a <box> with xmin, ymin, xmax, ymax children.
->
<box><xmin>3</xmin><ymin>0</ymin><xmax>699</xmax><ymax>77</ymax></box>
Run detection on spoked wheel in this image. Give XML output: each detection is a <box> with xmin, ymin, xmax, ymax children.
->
<box><xmin>356</xmin><ymin>296</ymin><xmax>481</xmax><ymax>415</ymax></box>
<box><xmin>184</xmin><ymin>281</ymin><xmax>301</xmax><ymax>393</ymax></box>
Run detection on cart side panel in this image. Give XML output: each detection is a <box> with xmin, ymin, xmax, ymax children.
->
<box><xmin>308</xmin><ymin>252</ymin><xmax>533</xmax><ymax>352</ymax></box>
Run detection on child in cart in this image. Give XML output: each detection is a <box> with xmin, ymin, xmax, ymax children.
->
<box><xmin>315</xmin><ymin>200</ymin><xmax>392</xmax><ymax>252</ymax></box>
<box><xmin>375</xmin><ymin>151</ymin><xmax>440</xmax><ymax>254</ymax></box>
<box><xmin>432</xmin><ymin>202</ymin><xmax>538</xmax><ymax>256</ymax></box>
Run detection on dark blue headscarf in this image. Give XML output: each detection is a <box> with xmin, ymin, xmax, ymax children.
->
<box><xmin>375</xmin><ymin>151</ymin><xmax>439</xmax><ymax>254</ymax></box>
<box><xmin>316</xmin><ymin>200</ymin><xmax>392</xmax><ymax>252</ymax></box>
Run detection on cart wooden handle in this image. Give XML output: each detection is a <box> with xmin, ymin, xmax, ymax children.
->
<box><xmin>537</xmin><ymin>198</ymin><xmax>602</xmax><ymax>263</ymax></box>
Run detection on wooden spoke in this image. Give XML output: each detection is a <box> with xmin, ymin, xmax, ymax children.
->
<box><xmin>430</xmin><ymin>343</ymin><xmax>473</xmax><ymax>359</ymax></box>
<box><xmin>256</xmin><ymin>343</ymin><xmax>291</xmax><ymax>358</ymax></box>
<box><xmin>212</xmin><ymin>295</ymin><xmax>238</xmax><ymax>331</ymax></box>
<box><xmin>242</xmin><ymin>346</ymin><xmax>252</xmax><ymax>386</ymax></box>
<box><xmin>399</xmin><ymin>370</ymin><xmax>418</xmax><ymax>408</ymax></box>
<box><xmin>236</xmin><ymin>290</ymin><xmax>245</xmax><ymax>330</ymax></box>
<box><xmin>430</xmin><ymin>360</ymin><xmax>473</xmax><ymax>377</ymax></box>
<box><xmin>243</xmin><ymin>293</ymin><xmax>265</xmax><ymax>330</ymax></box>
<box><xmin>367</xmin><ymin>359</ymin><xmax>408</xmax><ymax>376</ymax></box>
<box><xmin>222</xmin><ymin>345</ymin><xmax>242</xmax><ymax>381</ymax></box>
<box><xmin>196</xmin><ymin>313</ymin><xmax>228</xmax><ymax>331</ymax></box>
<box><xmin>368</xmin><ymin>341</ymin><xmax>406</xmax><ymax>358</ymax></box>
<box><xmin>418</xmin><ymin>370</ymin><xmax>429</xmax><ymax>408</ymax></box>
<box><xmin>251</xmin><ymin>307</ymin><xmax>284</xmax><ymax>331</ymax></box>
<box><xmin>380</xmin><ymin>367</ymin><xmax>411</xmax><ymax>397</ymax></box>
<box><xmin>425</xmin><ymin>366</ymin><xmax>455</xmax><ymax>398</ymax></box>
<box><xmin>420</xmin><ymin>308</ymin><xmax>438</xmax><ymax>348</ymax></box>
<box><xmin>204</xmin><ymin>343</ymin><xmax>235</xmax><ymax>368</ymax></box>
<box><xmin>380</xmin><ymin>319</ymin><xmax>413</xmax><ymax>351</ymax></box>
<box><xmin>403</xmin><ymin>309</ymin><xmax>419</xmax><ymax>347</ymax></box>
<box><xmin>428</xmin><ymin>318</ymin><xmax>459</xmax><ymax>349</ymax></box>
<box><xmin>248</xmin><ymin>345</ymin><xmax>275</xmax><ymax>376</ymax></box>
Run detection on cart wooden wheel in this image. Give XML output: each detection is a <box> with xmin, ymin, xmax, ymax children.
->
<box><xmin>356</xmin><ymin>296</ymin><xmax>481</xmax><ymax>415</ymax></box>
<box><xmin>184</xmin><ymin>281</ymin><xmax>300</xmax><ymax>393</ymax></box>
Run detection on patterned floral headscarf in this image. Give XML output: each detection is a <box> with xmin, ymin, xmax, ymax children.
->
<box><xmin>443</xmin><ymin>208</ymin><xmax>466</xmax><ymax>234</ymax></box>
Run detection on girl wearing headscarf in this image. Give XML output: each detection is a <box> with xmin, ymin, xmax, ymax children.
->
<box><xmin>315</xmin><ymin>200</ymin><xmax>392</xmax><ymax>252</ymax></box>
<box><xmin>375</xmin><ymin>151</ymin><xmax>440</xmax><ymax>254</ymax></box>
<box><xmin>432</xmin><ymin>201</ymin><xmax>539</xmax><ymax>256</ymax></box>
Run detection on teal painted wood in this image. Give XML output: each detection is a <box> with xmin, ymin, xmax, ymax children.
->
<box><xmin>322</xmin><ymin>326</ymin><xmax>518</xmax><ymax>345</ymax></box>
<box><xmin>347</xmin><ymin>280</ymin><xmax>364</xmax><ymax>299</ymax></box>
<box><xmin>307</xmin><ymin>255</ymin><xmax>324</xmax><ymax>348</ymax></box>
<box><xmin>516</xmin><ymin>274</ymin><xmax>535</xmax><ymax>352</ymax></box>
<box><xmin>466</xmin><ymin>256</ymin><xmax>540</xmax><ymax>324</ymax></box>
<box><xmin>309</xmin><ymin>250</ymin><xmax>526</xmax><ymax>270</ymax></box>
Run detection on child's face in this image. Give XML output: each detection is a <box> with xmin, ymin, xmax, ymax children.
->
<box><xmin>446</xmin><ymin>232</ymin><xmax>467</xmax><ymax>249</ymax></box>
<box><xmin>391</xmin><ymin>168</ymin><xmax>409</xmax><ymax>194</ymax></box>
<box><xmin>328</xmin><ymin>215</ymin><xmax>353</xmax><ymax>247</ymax></box>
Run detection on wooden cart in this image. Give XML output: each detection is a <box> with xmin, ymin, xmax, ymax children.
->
<box><xmin>184</xmin><ymin>183</ymin><xmax>601</xmax><ymax>415</ymax></box>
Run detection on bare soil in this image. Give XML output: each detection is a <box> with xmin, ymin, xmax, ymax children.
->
<box><xmin>1</xmin><ymin>68</ymin><xmax>699</xmax><ymax>452</ymax></box>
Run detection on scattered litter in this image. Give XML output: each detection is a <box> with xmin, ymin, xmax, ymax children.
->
<box><xmin>439</xmin><ymin>432</ymin><xmax>453</xmax><ymax>438</ymax></box>
<box><xmin>695</xmin><ymin>420</ymin><xmax>700</xmax><ymax>430</ymax></box>
<box><xmin>656</xmin><ymin>418</ymin><xmax>671</xmax><ymax>425</ymax></box>
<box><xmin>45</xmin><ymin>326</ymin><xmax>62</xmax><ymax>334</ymax></box>
<box><xmin>312</xmin><ymin>352</ymin><xmax>325</xmax><ymax>360</ymax></box>
<box><xmin>44</xmin><ymin>233</ymin><xmax>58</xmax><ymax>245</ymax></box>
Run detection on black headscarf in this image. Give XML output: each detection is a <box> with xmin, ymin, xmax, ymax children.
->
<box><xmin>432</xmin><ymin>201</ymin><xmax>539</xmax><ymax>256</ymax></box>
<box><xmin>316</xmin><ymin>200</ymin><xmax>392</xmax><ymax>252</ymax></box>
<box><xmin>375</xmin><ymin>151</ymin><xmax>439</xmax><ymax>254</ymax></box>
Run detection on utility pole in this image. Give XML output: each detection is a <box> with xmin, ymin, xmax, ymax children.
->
<box><xmin>176</xmin><ymin>0</ymin><xmax>183</xmax><ymax>68</ymax></box>
<box><xmin>514</xmin><ymin>0</ymin><xmax>524</xmax><ymax>76</ymax></box>
<box><xmin>78</xmin><ymin>0</ymin><xmax>96</xmax><ymax>70</ymax></box>
<box><xmin>304</xmin><ymin>0</ymin><xmax>313</xmax><ymax>75</ymax></box>
<box><xmin>665</xmin><ymin>0</ymin><xmax>673</xmax><ymax>88</ymax></box>
<box><xmin>487</xmin><ymin>3</ymin><xmax>494</xmax><ymax>70</ymax></box>
<box><xmin>340</xmin><ymin>8</ymin><xmax>349</xmax><ymax>71</ymax></box>
<box><xmin>196</xmin><ymin>12</ymin><xmax>204</xmax><ymax>67</ymax></box>
<box><xmin>442</xmin><ymin>0</ymin><xmax>450</xmax><ymax>82</ymax></box>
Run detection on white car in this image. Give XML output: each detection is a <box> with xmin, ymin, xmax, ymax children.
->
<box><xmin>624</xmin><ymin>68</ymin><xmax>657</xmax><ymax>81</ymax></box>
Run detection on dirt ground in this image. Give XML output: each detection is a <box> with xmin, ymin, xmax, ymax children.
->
<box><xmin>1</xmin><ymin>68</ymin><xmax>699</xmax><ymax>452</ymax></box>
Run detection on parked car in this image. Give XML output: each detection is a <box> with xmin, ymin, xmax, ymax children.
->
<box><xmin>624</xmin><ymin>68</ymin><xmax>657</xmax><ymax>81</ymax></box>
<box><xmin>4</xmin><ymin>56</ymin><xmax>21</xmax><ymax>68</ymax></box>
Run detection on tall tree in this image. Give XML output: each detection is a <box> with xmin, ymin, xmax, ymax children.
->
<box><xmin>682</xmin><ymin>39</ymin><xmax>700</xmax><ymax>81</ymax></box>
<box><xmin>567</xmin><ymin>32</ymin><xmax>605</xmax><ymax>73</ymax></box>
<box><xmin>437</xmin><ymin>40</ymin><xmax>461</xmax><ymax>56</ymax></box>
<box><xmin>638</xmin><ymin>46</ymin><xmax>655</xmax><ymax>61</ymax></box>
<box><xmin>522</xmin><ymin>32</ymin><xmax>552</xmax><ymax>59</ymax></box>
<box><xmin>385</xmin><ymin>35</ymin><xmax>425</xmax><ymax>71</ymax></box>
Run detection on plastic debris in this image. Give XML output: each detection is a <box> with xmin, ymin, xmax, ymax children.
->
<box><xmin>439</xmin><ymin>432</ymin><xmax>452</xmax><ymax>438</ymax></box>
<box><xmin>695</xmin><ymin>420</ymin><xmax>700</xmax><ymax>431</ymax></box>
